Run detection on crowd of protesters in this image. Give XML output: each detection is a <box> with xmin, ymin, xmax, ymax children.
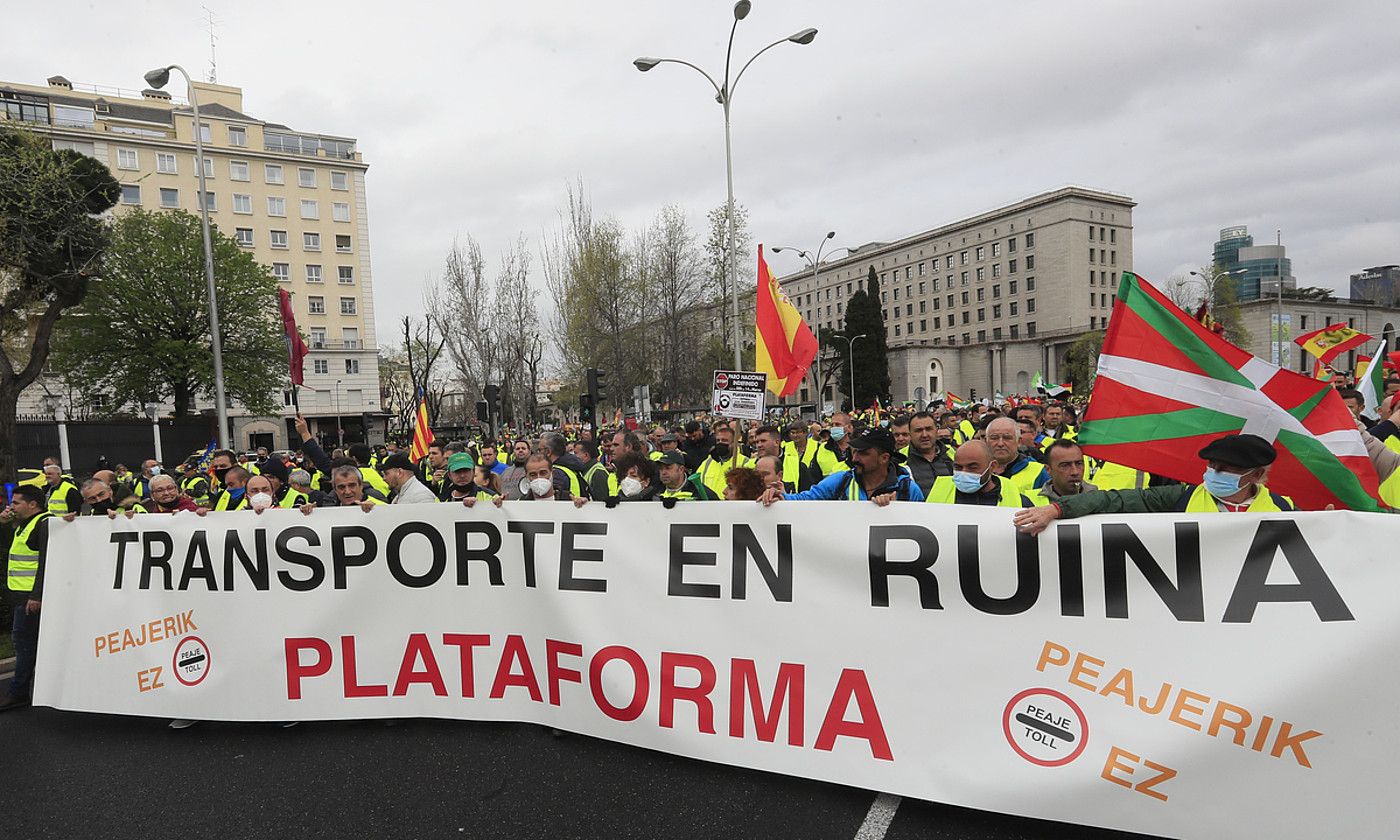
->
<box><xmin>7</xmin><ymin>365</ymin><xmax>1400</xmax><ymax>714</ymax></box>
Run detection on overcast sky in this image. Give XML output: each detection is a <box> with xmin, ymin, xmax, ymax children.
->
<box><xmin>7</xmin><ymin>0</ymin><xmax>1399</xmax><ymax>347</ymax></box>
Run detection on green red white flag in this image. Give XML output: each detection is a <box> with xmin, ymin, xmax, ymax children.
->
<box><xmin>1079</xmin><ymin>272</ymin><xmax>1381</xmax><ymax>511</ymax></box>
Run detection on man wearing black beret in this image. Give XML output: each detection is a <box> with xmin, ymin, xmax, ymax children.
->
<box><xmin>1013</xmin><ymin>433</ymin><xmax>1295</xmax><ymax>534</ymax></box>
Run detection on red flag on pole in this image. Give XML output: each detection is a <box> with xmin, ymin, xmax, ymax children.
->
<box><xmin>278</xmin><ymin>288</ymin><xmax>309</xmax><ymax>386</ymax></box>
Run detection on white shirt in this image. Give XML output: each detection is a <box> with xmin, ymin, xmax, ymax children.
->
<box><xmin>391</xmin><ymin>476</ymin><xmax>440</xmax><ymax>504</ymax></box>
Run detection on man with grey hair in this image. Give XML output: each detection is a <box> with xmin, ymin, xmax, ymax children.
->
<box><xmin>541</xmin><ymin>431</ymin><xmax>592</xmax><ymax>500</ymax></box>
<box><xmin>985</xmin><ymin>416</ymin><xmax>1048</xmax><ymax>497</ymax></box>
<box><xmin>145</xmin><ymin>474</ymin><xmax>198</xmax><ymax>513</ymax></box>
<box><xmin>43</xmin><ymin>465</ymin><xmax>81</xmax><ymax>516</ymax></box>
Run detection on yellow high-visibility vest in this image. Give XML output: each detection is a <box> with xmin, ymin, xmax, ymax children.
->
<box><xmin>925</xmin><ymin>475</ymin><xmax>1025</xmax><ymax>507</ymax></box>
<box><xmin>8</xmin><ymin>512</ymin><xmax>52</xmax><ymax>592</ymax></box>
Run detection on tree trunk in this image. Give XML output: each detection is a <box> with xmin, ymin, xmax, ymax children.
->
<box><xmin>0</xmin><ymin>378</ymin><xmax>18</xmax><ymax>484</ymax></box>
<box><xmin>173</xmin><ymin>381</ymin><xmax>193</xmax><ymax>418</ymax></box>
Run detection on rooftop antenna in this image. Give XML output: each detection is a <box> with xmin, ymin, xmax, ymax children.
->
<box><xmin>203</xmin><ymin>5</ymin><xmax>219</xmax><ymax>83</ymax></box>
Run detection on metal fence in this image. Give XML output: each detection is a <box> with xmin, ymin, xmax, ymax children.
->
<box><xmin>16</xmin><ymin>418</ymin><xmax>220</xmax><ymax>475</ymax></box>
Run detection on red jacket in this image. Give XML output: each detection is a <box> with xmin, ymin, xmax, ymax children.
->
<box><xmin>145</xmin><ymin>497</ymin><xmax>200</xmax><ymax>514</ymax></box>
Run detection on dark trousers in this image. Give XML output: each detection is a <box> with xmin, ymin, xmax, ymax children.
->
<box><xmin>9</xmin><ymin>602</ymin><xmax>39</xmax><ymax>700</ymax></box>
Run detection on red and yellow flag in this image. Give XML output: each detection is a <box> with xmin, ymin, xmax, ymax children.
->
<box><xmin>755</xmin><ymin>245</ymin><xmax>818</xmax><ymax>398</ymax></box>
<box><xmin>1294</xmin><ymin>324</ymin><xmax>1371</xmax><ymax>363</ymax></box>
<box><xmin>408</xmin><ymin>388</ymin><xmax>434</xmax><ymax>461</ymax></box>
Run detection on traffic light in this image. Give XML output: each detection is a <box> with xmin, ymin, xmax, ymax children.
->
<box><xmin>969</xmin><ymin>388</ymin><xmax>978</xmax><ymax>401</ymax></box>
<box><xmin>475</xmin><ymin>400</ymin><xmax>490</xmax><ymax>423</ymax></box>
<box><xmin>579</xmin><ymin>393</ymin><xmax>595</xmax><ymax>426</ymax></box>
<box><xmin>587</xmin><ymin>367</ymin><xmax>606</xmax><ymax>407</ymax></box>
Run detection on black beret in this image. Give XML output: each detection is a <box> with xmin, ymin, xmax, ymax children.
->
<box><xmin>1198</xmin><ymin>434</ymin><xmax>1277</xmax><ymax>469</ymax></box>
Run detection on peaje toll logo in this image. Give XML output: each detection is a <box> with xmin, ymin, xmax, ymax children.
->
<box><xmin>1003</xmin><ymin>687</ymin><xmax>1088</xmax><ymax>767</ymax></box>
<box><xmin>172</xmin><ymin>636</ymin><xmax>211</xmax><ymax>687</ymax></box>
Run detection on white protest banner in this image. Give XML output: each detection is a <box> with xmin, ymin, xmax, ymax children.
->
<box><xmin>35</xmin><ymin>504</ymin><xmax>1400</xmax><ymax>839</ymax></box>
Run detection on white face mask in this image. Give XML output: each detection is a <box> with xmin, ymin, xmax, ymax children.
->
<box><xmin>529</xmin><ymin>477</ymin><xmax>554</xmax><ymax>498</ymax></box>
<box><xmin>619</xmin><ymin>476</ymin><xmax>643</xmax><ymax>498</ymax></box>
<box><xmin>249</xmin><ymin>492</ymin><xmax>275</xmax><ymax>512</ymax></box>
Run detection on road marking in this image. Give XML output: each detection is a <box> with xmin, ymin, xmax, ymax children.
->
<box><xmin>855</xmin><ymin>793</ymin><xmax>901</xmax><ymax>840</ymax></box>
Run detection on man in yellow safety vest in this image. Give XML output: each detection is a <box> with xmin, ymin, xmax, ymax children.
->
<box><xmin>2</xmin><ymin>484</ymin><xmax>53</xmax><ymax>711</ymax></box>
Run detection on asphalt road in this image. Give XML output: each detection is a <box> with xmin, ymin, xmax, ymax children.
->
<box><xmin>2</xmin><ymin>677</ymin><xmax>1164</xmax><ymax>840</ymax></box>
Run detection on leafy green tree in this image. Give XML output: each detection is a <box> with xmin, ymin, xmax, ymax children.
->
<box><xmin>0</xmin><ymin>126</ymin><xmax>119</xmax><ymax>480</ymax></box>
<box><xmin>51</xmin><ymin>208</ymin><xmax>284</xmax><ymax>417</ymax></box>
<box><xmin>1062</xmin><ymin>330</ymin><xmax>1105</xmax><ymax>392</ymax></box>
<box><xmin>837</xmin><ymin>267</ymin><xmax>891</xmax><ymax>411</ymax></box>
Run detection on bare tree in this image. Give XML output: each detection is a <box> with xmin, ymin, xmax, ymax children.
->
<box><xmin>647</xmin><ymin>205</ymin><xmax>705</xmax><ymax>404</ymax></box>
<box><xmin>401</xmin><ymin>314</ymin><xmax>447</xmax><ymax>423</ymax></box>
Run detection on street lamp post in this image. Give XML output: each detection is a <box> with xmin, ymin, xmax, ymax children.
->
<box><xmin>830</xmin><ymin>333</ymin><xmax>867</xmax><ymax>411</ymax></box>
<box><xmin>143</xmin><ymin>64</ymin><xmax>229</xmax><ymax>449</ymax></box>
<box><xmin>144</xmin><ymin>403</ymin><xmax>164</xmax><ymax>465</ymax></box>
<box><xmin>334</xmin><ymin>379</ymin><xmax>344</xmax><ymax>448</ymax></box>
<box><xmin>773</xmin><ymin>233</ymin><xmax>850</xmax><ymax>408</ymax></box>
<box><xmin>635</xmin><ymin>3</ymin><xmax>817</xmax><ymax>370</ymax></box>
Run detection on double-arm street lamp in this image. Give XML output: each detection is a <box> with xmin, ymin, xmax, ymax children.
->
<box><xmin>143</xmin><ymin>64</ymin><xmax>229</xmax><ymax>449</ymax></box>
<box><xmin>830</xmin><ymin>333</ymin><xmax>867</xmax><ymax>412</ymax></box>
<box><xmin>772</xmin><ymin>232</ymin><xmax>850</xmax><ymax>406</ymax></box>
<box><xmin>634</xmin><ymin>1</ymin><xmax>817</xmax><ymax>370</ymax></box>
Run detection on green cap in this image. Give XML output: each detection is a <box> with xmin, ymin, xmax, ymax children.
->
<box><xmin>447</xmin><ymin>452</ymin><xmax>476</xmax><ymax>472</ymax></box>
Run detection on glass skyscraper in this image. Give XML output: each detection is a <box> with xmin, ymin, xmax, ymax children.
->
<box><xmin>1212</xmin><ymin>225</ymin><xmax>1294</xmax><ymax>300</ymax></box>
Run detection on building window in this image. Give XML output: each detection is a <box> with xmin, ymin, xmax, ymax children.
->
<box><xmin>308</xmin><ymin>296</ymin><xmax>325</xmax><ymax>314</ymax></box>
<box><xmin>272</xmin><ymin>262</ymin><xmax>290</xmax><ymax>282</ymax></box>
<box><xmin>234</xmin><ymin>228</ymin><xmax>254</xmax><ymax>247</ymax></box>
<box><xmin>978</xmin><ymin>330</ymin><xmax>986</xmax><ymax>342</ymax></box>
<box><xmin>992</xmin><ymin>263</ymin><xmax>1001</xmax><ymax>278</ymax></box>
<box><xmin>1007</xmin><ymin>237</ymin><xmax>1017</xmax><ymax>253</ymax></box>
<box><xmin>265</xmin><ymin>164</ymin><xmax>284</xmax><ymax>184</ymax></box>
<box><xmin>894</xmin><ymin>324</ymin><xmax>901</xmax><ymax>337</ymax></box>
<box><xmin>1025</xmin><ymin>232</ymin><xmax>1035</xmax><ymax>248</ymax></box>
<box><xmin>120</xmin><ymin>184</ymin><xmax>140</xmax><ymax>205</ymax></box>
<box><xmin>976</xmin><ymin>288</ymin><xmax>985</xmax><ymax>302</ymax></box>
<box><xmin>962</xmin><ymin>333</ymin><xmax>971</xmax><ymax>344</ymax></box>
<box><xmin>306</xmin><ymin>265</ymin><xmax>323</xmax><ymax>283</ymax></box>
<box><xmin>1028</xmin><ymin>298</ymin><xmax>1037</xmax><ymax>313</ymax></box>
<box><xmin>299</xmin><ymin>168</ymin><xmax>317</xmax><ymax>188</ymax></box>
<box><xmin>117</xmin><ymin>148</ymin><xmax>140</xmax><ymax>170</ymax></box>
<box><xmin>1010</xmin><ymin>302</ymin><xmax>1018</xmax><ymax>316</ymax></box>
<box><xmin>342</xmin><ymin>327</ymin><xmax>360</xmax><ymax>349</ymax></box>
<box><xmin>1089</xmin><ymin>224</ymin><xmax>1096</xmax><ymax>240</ymax></box>
<box><xmin>156</xmin><ymin>153</ymin><xmax>178</xmax><ymax>174</ymax></box>
<box><xmin>229</xmin><ymin>161</ymin><xmax>250</xmax><ymax>181</ymax></box>
<box><xmin>1110</xmin><ymin>229</ymin><xmax>1117</xmax><ymax>244</ymax></box>
<box><xmin>197</xmin><ymin>122</ymin><xmax>211</xmax><ymax>142</ymax></box>
<box><xmin>1089</xmin><ymin>248</ymin><xmax>1096</xmax><ymax>263</ymax></box>
<box><xmin>233</xmin><ymin>194</ymin><xmax>252</xmax><ymax>214</ymax></box>
<box><xmin>961</xmin><ymin>271</ymin><xmax>969</xmax><ymax>286</ymax></box>
<box><xmin>993</xmin><ymin>327</ymin><xmax>1002</xmax><ymax>340</ymax></box>
<box><xmin>1025</xmin><ymin>255</ymin><xmax>1035</xmax><ymax>270</ymax></box>
<box><xmin>993</xmin><ymin>285</ymin><xmax>1001</xmax><ymax>299</ymax></box>
<box><xmin>267</xmin><ymin>196</ymin><xmax>286</xmax><ymax>217</ymax></box>
<box><xmin>1009</xmin><ymin>280</ymin><xmax>1018</xmax><ymax>294</ymax></box>
<box><xmin>977</xmin><ymin>308</ymin><xmax>986</xmax><ymax>322</ymax></box>
<box><xmin>1009</xmin><ymin>258</ymin><xmax>1018</xmax><ymax>274</ymax></box>
<box><xmin>313</xmin><ymin>359</ymin><xmax>329</xmax><ymax>375</ymax></box>
<box><xmin>993</xmin><ymin>304</ymin><xmax>1002</xmax><ymax>318</ymax></box>
<box><xmin>345</xmin><ymin>358</ymin><xmax>360</xmax><ymax>374</ymax></box>
<box><xmin>198</xmin><ymin>191</ymin><xmax>216</xmax><ymax>211</ymax></box>
<box><xmin>945</xmin><ymin>256</ymin><xmax>954</xmax><ymax>269</ymax></box>
<box><xmin>310</xmin><ymin>327</ymin><xmax>326</xmax><ymax>348</ymax></box>
<box><xmin>331</xmin><ymin>171</ymin><xmax>349</xmax><ymax>191</ymax></box>
<box><xmin>336</xmin><ymin>234</ymin><xmax>352</xmax><ymax>253</ymax></box>
<box><xmin>976</xmin><ymin>267</ymin><xmax>985</xmax><ymax>282</ymax></box>
<box><xmin>1010</xmin><ymin>325</ymin><xmax>1019</xmax><ymax>339</ymax></box>
<box><xmin>933</xmin><ymin>317</ymin><xmax>941</xmax><ymax>330</ymax></box>
<box><xmin>332</xmin><ymin>202</ymin><xmax>350</xmax><ymax>222</ymax></box>
<box><xmin>159</xmin><ymin>187</ymin><xmax>179</xmax><ymax>208</ymax></box>
<box><xmin>992</xmin><ymin>243</ymin><xmax>1001</xmax><ymax>258</ymax></box>
<box><xmin>1027</xmin><ymin>322</ymin><xmax>1037</xmax><ymax>337</ymax></box>
<box><xmin>918</xmin><ymin>262</ymin><xmax>926</xmax><ymax>276</ymax></box>
<box><xmin>919</xmin><ymin>319</ymin><xmax>927</xmax><ymax>331</ymax></box>
<box><xmin>270</xmin><ymin>230</ymin><xmax>288</xmax><ymax>249</ymax></box>
<box><xmin>960</xmin><ymin>251</ymin><xmax>968</xmax><ymax>266</ymax></box>
<box><xmin>304</xmin><ymin>232</ymin><xmax>321</xmax><ymax>250</ymax></box>
<box><xmin>338</xmin><ymin>266</ymin><xmax>354</xmax><ymax>284</ymax></box>
<box><xmin>1027</xmin><ymin>277</ymin><xmax>1036</xmax><ymax>291</ymax></box>
<box><xmin>339</xmin><ymin>296</ymin><xmax>357</xmax><ymax>315</ymax></box>
<box><xmin>1110</xmin><ymin>250</ymin><xmax>1117</xmax><ymax>265</ymax></box>
<box><xmin>201</xmin><ymin>157</ymin><xmax>214</xmax><ymax>178</ymax></box>
<box><xmin>894</xmin><ymin>288</ymin><xmax>900</xmax><ymax>300</ymax></box>
<box><xmin>961</xmin><ymin>292</ymin><xmax>969</xmax><ymax>305</ymax></box>
<box><xmin>301</xmin><ymin>200</ymin><xmax>319</xmax><ymax>219</ymax></box>
<box><xmin>1100</xmin><ymin>249</ymin><xmax>1107</xmax><ymax>264</ymax></box>
<box><xmin>228</xmin><ymin>126</ymin><xmax>246</xmax><ymax>147</ymax></box>
<box><xmin>976</xmin><ymin>246</ymin><xmax>985</xmax><ymax>261</ymax></box>
<box><xmin>919</xmin><ymin>300</ymin><xmax>927</xmax><ymax>313</ymax></box>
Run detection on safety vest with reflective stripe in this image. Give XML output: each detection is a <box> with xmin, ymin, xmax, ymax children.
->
<box><xmin>583</xmin><ymin>461</ymin><xmax>614</xmax><ymax>498</ymax></box>
<box><xmin>181</xmin><ymin>475</ymin><xmax>211</xmax><ymax>507</ymax></box>
<box><xmin>46</xmin><ymin>480</ymin><xmax>79</xmax><ymax>515</ymax></box>
<box><xmin>554</xmin><ymin>464</ymin><xmax>585</xmax><ymax>499</ymax></box>
<box><xmin>8</xmin><ymin>511</ymin><xmax>52</xmax><ymax>592</ymax></box>
<box><xmin>1089</xmin><ymin>460</ymin><xmax>1143</xmax><ymax>491</ymax></box>
<box><xmin>360</xmin><ymin>467</ymin><xmax>390</xmax><ymax>497</ymax></box>
<box><xmin>999</xmin><ymin>457</ymin><xmax>1047</xmax><ymax>496</ymax></box>
<box><xmin>781</xmin><ymin>439</ymin><xmax>821</xmax><ymax>491</ymax></box>
<box><xmin>278</xmin><ymin>488</ymin><xmax>309</xmax><ymax>509</ymax></box>
<box><xmin>1380</xmin><ymin>469</ymin><xmax>1400</xmax><ymax>509</ymax></box>
<box><xmin>1176</xmin><ymin>484</ymin><xmax>1293</xmax><ymax>513</ymax></box>
<box><xmin>925</xmin><ymin>475</ymin><xmax>1025</xmax><ymax>507</ymax></box>
<box><xmin>697</xmin><ymin>454</ymin><xmax>754</xmax><ymax>498</ymax></box>
<box><xmin>213</xmin><ymin>491</ymin><xmax>248</xmax><ymax>511</ymax></box>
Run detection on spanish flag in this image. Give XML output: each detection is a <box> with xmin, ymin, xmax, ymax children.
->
<box><xmin>755</xmin><ymin>245</ymin><xmax>818</xmax><ymax>398</ymax></box>
<box><xmin>1294</xmin><ymin>324</ymin><xmax>1371</xmax><ymax>364</ymax></box>
<box><xmin>408</xmin><ymin>388</ymin><xmax>435</xmax><ymax>461</ymax></box>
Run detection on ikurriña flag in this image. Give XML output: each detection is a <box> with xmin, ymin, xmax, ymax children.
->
<box><xmin>1079</xmin><ymin>272</ymin><xmax>1381</xmax><ymax>511</ymax></box>
<box><xmin>755</xmin><ymin>245</ymin><xmax>818</xmax><ymax>398</ymax></box>
<box><xmin>409</xmin><ymin>389</ymin><xmax>435</xmax><ymax>462</ymax></box>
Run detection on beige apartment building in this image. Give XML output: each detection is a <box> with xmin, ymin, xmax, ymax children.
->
<box><xmin>2</xmin><ymin>74</ymin><xmax>384</xmax><ymax>451</ymax></box>
<box><xmin>777</xmin><ymin>187</ymin><xmax>1135</xmax><ymax>405</ymax></box>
